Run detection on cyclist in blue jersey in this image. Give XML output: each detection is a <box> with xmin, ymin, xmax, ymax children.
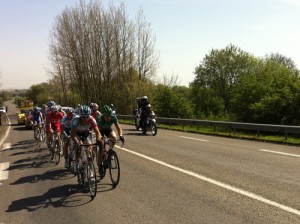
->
<box><xmin>31</xmin><ymin>106</ymin><xmax>44</xmax><ymax>139</ymax></box>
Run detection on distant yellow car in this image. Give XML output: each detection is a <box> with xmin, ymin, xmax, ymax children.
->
<box><xmin>17</xmin><ymin>109</ymin><xmax>32</xmax><ymax>125</ymax></box>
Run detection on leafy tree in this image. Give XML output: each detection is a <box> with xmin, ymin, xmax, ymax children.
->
<box><xmin>153</xmin><ymin>84</ymin><xmax>193</xmax><ymax>118</ymax></box>
<box><xmin>232</xmin><ymin>57</ymin><xmax>300</xmax><ymax>124</ymax></box>
<box><xmin>26</xmin><ymin>83</ymin><xmax>51</xmax><ymax>106</ymax></box>
<box><xmin>249</xmin><ymin>59</ymin><xmax>299</xmax><ymax>124</ymax></box>
<box><xmin>192</xmin><ymin>44</ymin><xmax>255</xmax><ymax>117</ymax></box>
<box><xmin>0</xmin><ymin>90</ymin><xmax>12</xmax><ymax>101</ymax></box>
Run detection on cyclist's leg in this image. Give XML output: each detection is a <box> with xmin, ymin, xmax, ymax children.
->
<box><xmin>33</xmin><ymin>121</ymin><xmax>37</xmax><ymax>138</ymax></box>
<box><xmin>109</xmin><ymin>130</ymin><xmax>118</xmax><ymax>148</ymax></box>
<box><xmin>98</xmin><ymin>130</ymin><xmax>110</xmax><ymax>164</ymax></box>
<box><xmin>62</xmin><ymin>131</ymin><xmax>70</xmax><ymax>167</ymax></box>
<box><xmin>47</xmin><ymin>124</ymin><xmax>54</xmax><ymax>147</ymax></box>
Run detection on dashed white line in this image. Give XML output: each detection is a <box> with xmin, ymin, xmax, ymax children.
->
<box><xmin>178</xmin><ymin>136</ymin><xmax>210</xmax><ymax>142</ymax></box>
<box><xmin>259</xmin><ymin>149</ymin><xmax>300</xmax><ymax>158</ymax></box>
<box><xmin>1</xmin><ymin>143</ymin><xmax>11</xmax><ymax>152</ymax></box>
<box><xmin>116</xmin><ymin>145</ymin><xmax>300</xmax><ymax>217</ymax></box>
<box><xmin>0</xmin><ymin>116</ymin><xmax>11</xmax><ymax>151</ymax></box>
<box><xmin>0</xmin><ymin>162</ymin><xmax>9</xmax><ymax>181</ymax></box>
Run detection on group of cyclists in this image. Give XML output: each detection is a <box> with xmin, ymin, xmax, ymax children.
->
<box><xmin>30</xmin><ymin>101</ymin><xmax>125</xmax><ymax>179</ymax></box>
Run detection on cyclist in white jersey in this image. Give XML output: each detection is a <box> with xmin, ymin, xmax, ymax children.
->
<box><xmin>70</xmin><ymin>105</ymin><xmax>102</xmax><ymax>173</ymax></box>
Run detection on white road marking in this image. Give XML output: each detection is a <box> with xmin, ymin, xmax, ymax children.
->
<box><xmin>0</xmin><ymin>162</ymin><xmax>9</xmax><ymax>181</ymax></box>
<box><xmin>1</xmin><ymin>143</ymin><xmax>11</xmax><ymax>151</ymax></box>
<box><xmin>259</xmin><ymin>149</ymin><xmax>300</xmax><ymax>158</ymax></box>
<box><xmin>117</xmin><ymin>145</ymin><xmax>300</xmax><ymax>217</ymax></box>
<box><xmin>0</xmin><ymin>116</ymin><xmax>11</xmax><ymax>151</ymax></box>
<box><xmin>178</xmin><ymin>136</ymin><xmax>210</xmax><ymax>142</ymax></box>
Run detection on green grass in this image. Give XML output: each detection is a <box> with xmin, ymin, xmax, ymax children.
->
<box><xmin>119</xmin><ymin>119</ymin><xmax>300</xmax><ymax>146</ymax></box>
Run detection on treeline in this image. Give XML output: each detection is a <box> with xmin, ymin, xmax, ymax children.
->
<box><xmin>23</xmin><ymin>1</ymin><xmax>300</xmax><ymax>125</ymax></box>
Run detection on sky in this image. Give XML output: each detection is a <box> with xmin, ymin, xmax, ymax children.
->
<box><xmin>0</xmin><ymin>0</ymin><xmax>300</xmax><ymax>89</ymax></box>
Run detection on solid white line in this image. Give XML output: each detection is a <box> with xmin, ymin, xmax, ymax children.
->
<box><xmin>178</xmin><ymin>136</ymin><xmax>210</xmax><ymax>142</ymax></box>
<box><xmin>116</xmin><ymin>145</ymin><xmax>300</xmax><ymax>217</ymax></box>
<box><xmin>0</xmin><ymin>162</ymin><xmax>9</xmax><ymax>181</ymax></box>
<box><xmin>259</xmin><ymin>149</ymin><xmax>300</xmax><ymax>158</ymax></box>
<box><xmin>0</xmin><ymin>116</ymin><xmax>11</xmax><ymax>151</ymax></box>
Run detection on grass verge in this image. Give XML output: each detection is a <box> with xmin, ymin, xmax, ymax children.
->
<box><xmin>119</xmin><ymin>119</ymin><xmax>300</xmax><ymax>146</ymax></box>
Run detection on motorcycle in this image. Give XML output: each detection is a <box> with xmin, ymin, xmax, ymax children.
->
<box><xmin>141</xmin><ymin>110</ymin><xmax>157</xmax><ymax>136</ymax></box>
<box><xmin>134</xmin><ymin>108</ymin><xmax>141</xmax><ymax>130</ymax></box>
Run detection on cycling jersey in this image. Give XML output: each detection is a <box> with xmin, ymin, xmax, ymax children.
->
<box><xmin>91</xmin><ymin>110</ymin><xmax>101</xmax><ymax>120</ymax></box>
<box><xmin>47</xmin><ymin>111</ymin><xmax>64</xmax><ymax>131</ymax></box>
<box><xmin>96</xmin><ymin>114</ymin><xmax>118</xmax><ymax>129</ymax></box>
<box><xmin>71</xmin><ymin>115</ymin><xmax>97</xmax><ymax>143</ymax></box>
<box><xmin>32</xmin><ymin>111</ymin><xmax>43</xmax><ymax>125</ymax></box>
<box><xmin>61</xmin><ymin>115</ymin><xmax>73</xmax><ymax>135</ymax></box>
<box><xmin>72</xmin><ymin>115</ymin><xmax>97</xmax><ymax>133</ymax></box>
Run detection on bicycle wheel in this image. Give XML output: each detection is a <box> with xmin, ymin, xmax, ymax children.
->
<box><xmin>35</xmin><ymin>128</ymin><xmax>41</xmax><ymax>146</ymax></box>
<box><xmin>86</xmin><ymin>159</ymin><xmax>97</xmax><ymax>198</ymax></box>
<box><xmin>54</xmin><ymin>140</ymin><xmax>61</xmax><ymax>165</ymax></box>
<box><xmin>40</xmin><ymin>128</ymin><xmax>46</xmax><ymax>142</ymax></box>
<box><xmin>108</xmin><ymin>151</ymin><xmax>120</xmax><ymax>187</ymax></box>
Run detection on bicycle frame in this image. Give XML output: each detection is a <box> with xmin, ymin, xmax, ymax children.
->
<box><xmin>76</xmin><ymin>143</ymin><xmax>99</xmax><ymax>198</ymax></box>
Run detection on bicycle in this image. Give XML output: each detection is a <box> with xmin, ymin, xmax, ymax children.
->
<box><xmin>33</xmin><ymin>123</ymin><xmax>46</xmax><ymax>147</ymax></box>
<box><xmin>97</xmin><ymin>136</ymin><xmax>123</xmax><ymax>187</ymax></box>
<box><xmin>49</xmin><ymin>131</ymin><xmax>62</xmax><ymax>165</ymax></box>
<box><xmin>74</xmin><ymin>141</ymin><xmax>98</xmax><ymax>198</ymax></box>
<box><xmin>62</xmin><ymin>132</ymin><xmax>76</xmax><ymax>170</ymax></box>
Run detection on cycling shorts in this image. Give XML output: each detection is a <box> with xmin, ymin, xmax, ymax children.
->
<box><xmin>76</xmin><ymin>131</ymin><xmax>92</xmax><ymax>144</ymax></box>
<box><xmin>100</xmin><ymin>128</ymin><xmax>113</xmax><ymax>138</ymax></box>
<box><xmin>49</xmin><ymin>122</ymin><xmax>61</xmax><ymax>132</ymax></box>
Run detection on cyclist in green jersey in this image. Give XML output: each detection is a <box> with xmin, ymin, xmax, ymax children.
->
<box><xmin>96</xmin><ymin>105</ymin><xmax>125</xmax><ymax>178</ymax></box>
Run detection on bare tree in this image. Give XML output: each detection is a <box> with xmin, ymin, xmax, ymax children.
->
<box><xmin>48</xmin><ymin>0</ymin><xmax>159</xmax><ymax>113</ymax></box>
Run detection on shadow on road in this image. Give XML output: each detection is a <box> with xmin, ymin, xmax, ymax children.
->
<box><xmin>5</xmin><ymin>184</ymin><xmax>94</xmax><ymax>212</ymax></box>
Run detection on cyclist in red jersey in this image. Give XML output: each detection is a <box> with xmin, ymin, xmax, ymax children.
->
<box><xmin>47</xmin><ymin>105</ymin><xmax>64</xmax><ymax>149</ymax></box>
<box><xmin>90</xmin><ymin>103</ymin><xmax>101</xmax><ymax>120</ymax></box>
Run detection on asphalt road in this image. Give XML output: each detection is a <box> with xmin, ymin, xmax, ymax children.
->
<box><xmin>0</xmin><ymin>102</ymin><xmax>300</xmax><ymax>224</ymax></box>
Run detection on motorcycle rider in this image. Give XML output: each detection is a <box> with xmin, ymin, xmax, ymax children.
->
<box><xmin>137</xmin><ymin>96</ymin><xmax>152</xmax><ymax>128</ymax></box>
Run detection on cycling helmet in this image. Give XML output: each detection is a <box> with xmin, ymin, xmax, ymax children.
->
<box><xmin>47</xmin><ymin>101</ymin><xmax>56</xmax><ymax>107</ymax></box>
<box><xmin>33</xmin><ymin>106</ymin><xmax>39</xmax><ymax>111</ymax></box>
<box><xmin>65</xmin><ymin>107</ymin><xmax>74</xmax><ymax>114</ymax></box>
<box><xmin>102</xmin><ymin>105</ymin><xmax>112</xmax><ymax>116</ymax></box>
<box><xmin>79</xmin><ymin>105</ymin><xmax>91</xmax><ymax>116</ymax></box>
<box><xmin>57</xmin><ymin>104</ymin><xmax>62</xmax><ymax>111</ymax></box>
<box><xmin>89</xmin><ymin>103</ymin><xmax>99</xmax><ymax>110</ymax></box>
<box><xmin>51</xmin><ymin>105</ymin><xmax>59</xmax><ymax>112</ymax></box>
<box><xmin>42</xmin><ymin>104</ymin><xmax>47</xmax><ymax>109</ymax></box>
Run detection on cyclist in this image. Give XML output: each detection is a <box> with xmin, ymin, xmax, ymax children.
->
<box><xmin>74</xmin><ymin>104</ymin><xmax>81</xmax><ymax>115</ymax></box>
<box><xmin>60</xmin><ymin>107</ymin><xmax>75</xmax><ymax>168</ymax></box>
<box><xmin>31</xmin><ymin>106</ymin><xmax>44</xmax><ymax>139</ymax></box>
<box><xmin>45</xmin><ymin>101</ymin><xmax>55</xmax><ymax>147</ymax></box>
<box><xmin>57</xmin><ymin>104</ymin><xmax>66</xmax><ymax>116</ymax></box>
<box><xmin>46</xmin><ymin>105</ymin><xmax>64</xmax><ymax>150</ymax></box>
<box><xmin>96</xmin><ymin>105</ymin><xmax>125</xmax><ymax>179</ymax></box>
<box><xmin>40</xmin><ymin>104</ymin><xmax>48</xmax><ymax>120</ymax></box>
<box><xmin>90</xmin><ymin>103</ymin><xmax>101</xmax><ymax>120</ymax></box>
<box><xmin>70</xmin><ymin>105</ymin><xmax>102</xmax><ymax>173</ymax></box>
